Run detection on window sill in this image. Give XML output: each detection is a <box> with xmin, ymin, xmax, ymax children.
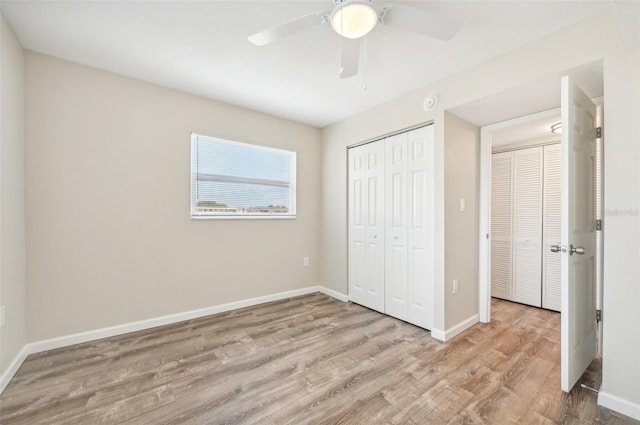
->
<box><xmin>190</xmin><ymin>215</ymin><xmax>296</xmax><ymax>220</ymax></box>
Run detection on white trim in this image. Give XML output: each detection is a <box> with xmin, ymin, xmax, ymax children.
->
<box><xmin>598</xmin><ymin>391</ymin><xmax>640</xmax><ymax>421</ymax></box>
<box><xmin>317</xmin><ymin>286</ymin><xmax>349</xmax><ymax>302</ymax></box>
<box><xmin>0</xmin><ymin>286</ymin><xmax>347</xmax><ymax>395</ymax></box>
<box><xmin>479</xmin><ymin>125</ymin><xmax>492</xmax><ymax>323</ymax></box>
<box><xmin>430</xmin><ymin>328</ymin><xmax>446</xmax><ymax>341</ymax></box>
<box><xmin>430</xmin><ymin>314</ymin><xmax>480</xmax><ymax>342</ymax></box>
<box><xmin>0</xmin><ymin>345</ymin><xmax>29</xmax><ymax>394</ymax></box>
<box><xmin>28</xmin><ymin>286</ymin><xmax>339</xmax><ymax>353</ymax></box>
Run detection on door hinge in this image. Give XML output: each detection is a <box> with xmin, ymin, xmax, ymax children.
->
<box><xmin>596</xmin><ymin>127</ymin><xmax>602</xmax><ymax>138</ymax></box>
<box><xmin>596</xmin><ymin>219</ymin><xmax>602</xmax><ymax>231</ymax></box>
<box><xmin>596</xmin><ymin>309</ymin><xmax>602</xmax><ymax>322</ymax></box>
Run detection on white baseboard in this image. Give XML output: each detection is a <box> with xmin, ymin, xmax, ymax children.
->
<box><xmin>0</xmin><ymin>345</ymin><xmax>29</xmax><ymax>394</ymax></box>
<box><xmin>431</xmin><ymin>314</ymin><xmax>479</xmax><ymax>342</ymax></box>
<box><xmin>0</xmin><ymin>285</ymin><xmax>347</xmax><ymax>395</ymax></box>
<box><xmin>430</xmin><ymin>328</ymin><xmax>446</xmax><ymax>341</ymax></box>
<box><xmin>318</xmin><ymin>286</ymin><xmax>349</xmax><ymax>302</ymax></box>
<box><xmin>598</xmin><ymin>391</ymin><xmax>640</xmax><ymax>420</ymax></box>
<box><xmin>28</xmin><ymin>286</ymin><xmax>331</xmax><ymax>353</ymax></box>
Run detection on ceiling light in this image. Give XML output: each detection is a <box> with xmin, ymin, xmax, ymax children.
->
<box><xmin>330</xmin><ymin>0</ymin><xmax>378</xmax><ymax>39</ymax></box>
<box><xmin>551</xmin><ymin>122</ymin><xmax>562</xmax><ymax>134</ymax></box>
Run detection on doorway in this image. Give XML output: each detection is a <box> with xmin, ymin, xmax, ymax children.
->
<box><xmin>449</xmin><ymin>60</ymin><xmax>604</xmax><ymax>391</ymax></box>
<box><xmin>488</xmin><ymin>109</ymin><xmax>563</xmax><ymax>312</ymax></box>
<box><xmin>477</xmin><ymin>100</ymin><xmax>603</xmax><ymax>355</ymax></box>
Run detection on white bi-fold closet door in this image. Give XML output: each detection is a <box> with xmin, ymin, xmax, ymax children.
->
<box><xmin>348</xmin><ymin>124</ymin><xmax>434</xmax><ymax>330</ymax></box>
<box><xmin>490</xmin><ymin>144</ymin><xmax>561</xmax><ymax>311</ymax></box>
<box><xmin>348</xmin><ymin>140</ymin><xmax>385</xmax><ymax>313</ymax></box>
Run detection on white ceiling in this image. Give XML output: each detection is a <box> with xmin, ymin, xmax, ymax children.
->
<box><xmin>450</xmin><ymin>58</ymin><xmax>603</xmax><ymax>124</ymax></box>
<box><xmin>450</xmin><ymin>59</ymin><xmax>603</xmax><ymax>144</ymax></box>
<box><xmin>490</xmin><ymin>113</ymin><xmax>561</xmax><ymax>146</ymax></box>
<box><xmin>1</xmin><ymin>0</ymin><xmax>612</xmax><ymax>128</ymax></box>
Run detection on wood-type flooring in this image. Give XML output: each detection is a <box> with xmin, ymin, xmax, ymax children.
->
<box><xmin>1</xmin><ymin>293</ymin><xmax>638</xmax><ymax>424</ymax></box>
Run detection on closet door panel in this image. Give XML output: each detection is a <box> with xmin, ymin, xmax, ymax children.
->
<box><xmin>512</xmin><ymin>147</ymin><xmax>543</xmax><ymax>307</ymax></box>
<box><xmin>407</xmin><ymin>126</ymin><xmax>434</xmax><ymax>329</ymax></box>
<box><xmin>384</xmin><ymin>134</ymin><xmax>408</xmax><ymax>321</ymax></box>
<box><xmin>348</xmin><ymin>142</ymin><xmax>385</xmax><ymax>313</ymax></box>
<box><xmin>349</xmin><ymin>124</ymin><xmax>434</xmax><ymax>329</ymax></box>
<box><xmin>364</xmin><ymin>142</ymin><xmax>386</xmax><ymax>312</ymax></box>
<box><xmin>491</xmin><ymin>152</ymin><xmax>513</xmax><ymax>300</ymax></box>
<box><xmin>348</xmin><ymin>147</ymin><xmax>367</xmax><ymax>306</ymax></box>
<box><xmin>543</xmin><ymin>144</ymin><xmax>562</xmax><ymax>311</ymax></box>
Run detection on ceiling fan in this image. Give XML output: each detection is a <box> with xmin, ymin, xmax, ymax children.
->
<box><xmin>248</xmin><ymin>0</ymin><xmax>463</xmax><ymax>79</ymax></box>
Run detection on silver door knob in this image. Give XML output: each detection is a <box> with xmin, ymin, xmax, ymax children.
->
<box><xmin>569</xmin><ymin>244</ymin><xmax>585</xmax><ymax>255</ymax></box>
<box><xmin>550</xmin><ymin>245</ymin><xmax>561</xmax><ymax>253</ymax></box>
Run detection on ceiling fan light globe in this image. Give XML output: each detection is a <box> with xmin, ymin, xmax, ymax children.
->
<box><xmin>330</xmin><ymin>1</ymin><xmax>378</xmax><ymax>39</ymax></box>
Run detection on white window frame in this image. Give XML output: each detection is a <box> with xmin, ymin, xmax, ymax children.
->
<box><xmin>190</xmin><ymin>133</ymin><xmax>297</xmax><ymax>219</ymax></box>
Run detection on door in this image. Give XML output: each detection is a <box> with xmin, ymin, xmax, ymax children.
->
<box><xmin>559</xmin><ymin>76</ymin><xmax>598</xmax><ymax>392</ymax></box>
<box><xmin>383</xmin><ymin>126</ymin><xmax>433</xmax><ymax>326</ymax></box>
<box><xmin>348</xmin><ymin>142</ymin><xmax>385</xmax><ymax>313</ymax></box>
<box><xmin>384</xmin><ymin>133</ymin><xmax>409</xmax><ymax>320</ymax></box>
<box><xmin>406</xmin><ymin>125</ymin><xmax>433</xmax><ymax>329</ymax></box>
<box><xmin>490</xmin><ymin>151</ymin><xmax>513</xmax><ymax>300</ymax></box>
<box><xmin>512</xmin><ymin>147</ymin><xmax>543</xmax><ymax>307</ymax></box>
<box><xmin>542</xmin><ymin>144</ymin><xmax>562</xmax><ymax>311</ymax></box>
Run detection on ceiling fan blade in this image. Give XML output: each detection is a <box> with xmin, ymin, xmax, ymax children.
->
<box><xmin>340</xmin><ymin>37</ymin><xmax>361</xmax><ymax>79</ymax></box>
<box><xmin>381</xmin><ymin>3</ymin><xmax>463</xmax><ymax>41</ymax></box>
<box><xmin>248</xmin><ymin>12</ymin><xmax>327</xmax><ymax>46</ymax></box>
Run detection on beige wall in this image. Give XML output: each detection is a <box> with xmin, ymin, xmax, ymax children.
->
<box><xmin>444</xmin><ymin>112</ymin><xmax>479</xmax><ymax>329</ymax></box>
<box><xmin>0</xmin><ymin>15</ymin><xmax>27</xmax><ymax>376</ymax></box>
<box><xmin>600</xmin><ymin>40</ymin><xmax>640</xmax><ymax>408</ymax></box>
<box><xmin>24</xmin><ymin>52</ymin><xmax>322</xmax><ymax>342</ymax></box>
<box><xmin>320</xmin><ymin>10</ymin><xmax>640</xmax><ymax>408</ymax></box>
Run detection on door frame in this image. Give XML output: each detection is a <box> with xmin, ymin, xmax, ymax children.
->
<box><xmin>478</xmin><ymin>107</ymin><xmax>561</xmax><ymax>323</ymax></box>
<box><xmin>478</xmin><ymin>100</ymin><xmax>603</xmax><ymax>331</ymax></box>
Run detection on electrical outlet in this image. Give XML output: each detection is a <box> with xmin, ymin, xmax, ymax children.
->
<box><xmin>303</xmin><ymin>256</ymin><xmax>309</xmax><ymax>267</ymax></box>
<box><xmin>453</xmin><ymin>279</ymin><xmax>459</xmax><ymax>294</ymax></box>
<box><xmin>0</xmin><ymin>305</ymin><xmax>5</xmax><ymax>328</ymax></box>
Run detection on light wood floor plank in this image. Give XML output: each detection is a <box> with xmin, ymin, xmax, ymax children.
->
<box><xmin>0</xmin><ymin>294</ymin><xmax>637</xmax><ymax>425</ymax></box>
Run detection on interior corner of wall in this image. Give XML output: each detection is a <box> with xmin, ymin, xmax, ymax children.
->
<box><xmin>430</xmin><ymin>328</ymin><xmax>446</xmax><ymax>342</ymax></box>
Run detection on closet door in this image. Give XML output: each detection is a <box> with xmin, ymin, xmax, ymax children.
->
<box><xmin>348</xmin><ymin>142</ymin><xmax>385</xmax><ymax>313</ymax></box>
<box><xmin>542</xmin><ymin>144</ymin><xmax>561</xmax><ymax>311</ymax></box>
<box><xmin>491</xmin><ymin>152</ymin><xmax>513</xmax><ymax>300</ymax></box>
<box><xmin>406</xmin><ymin>126</ymin><xmax>433</xmax><ymax>329</ymax></box>
<box><xmin>384</xmin><ymin>133</ymin><xmax>409</xmax><ymax>321</ymax></box>
<box><xmin>512</xmin><ymin>147</ymin><xmax>543</xmax><ymax>307</ymax></box>
<box><xmin>383</xmin><ymin>126</ymin><xmax>434</xmax><ymax>328</ymax></box>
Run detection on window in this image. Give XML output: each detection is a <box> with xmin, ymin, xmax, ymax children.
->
<box><xmin>191</xmin><ymin>133</ymin><xmax>296</xmax><ymax>218</ymax></box>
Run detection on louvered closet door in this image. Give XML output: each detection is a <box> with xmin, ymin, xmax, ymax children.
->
<box><xmin>491</xmin><ymin>152</ymin><xmax>513</xmax><ymax>300</ymax></box>
<box><xmin>542</xmin><ymin>144</ymin><xmax>561</xmax><ymax>311</ymax></box>
<box><xmin>348</xmin><ymin>142</ymin><xmax>385</xmax><ymax>313</ymax></box>
<box><xmin>512</xmin><ymin>147</ymin><xmax>543</xmax><ymax>307</ymax></box>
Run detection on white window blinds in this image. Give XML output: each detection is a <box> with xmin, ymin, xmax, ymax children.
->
<box><xmin>191</xmin><ymin>134</ymin><xmax>296</xmax><ymax>218</ymax></box>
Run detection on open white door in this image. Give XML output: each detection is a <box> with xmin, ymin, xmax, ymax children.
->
<box><xmin>558</xmin><ymin>76</ymin><xmax>598</xmax><ymax>392</ymax></box>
